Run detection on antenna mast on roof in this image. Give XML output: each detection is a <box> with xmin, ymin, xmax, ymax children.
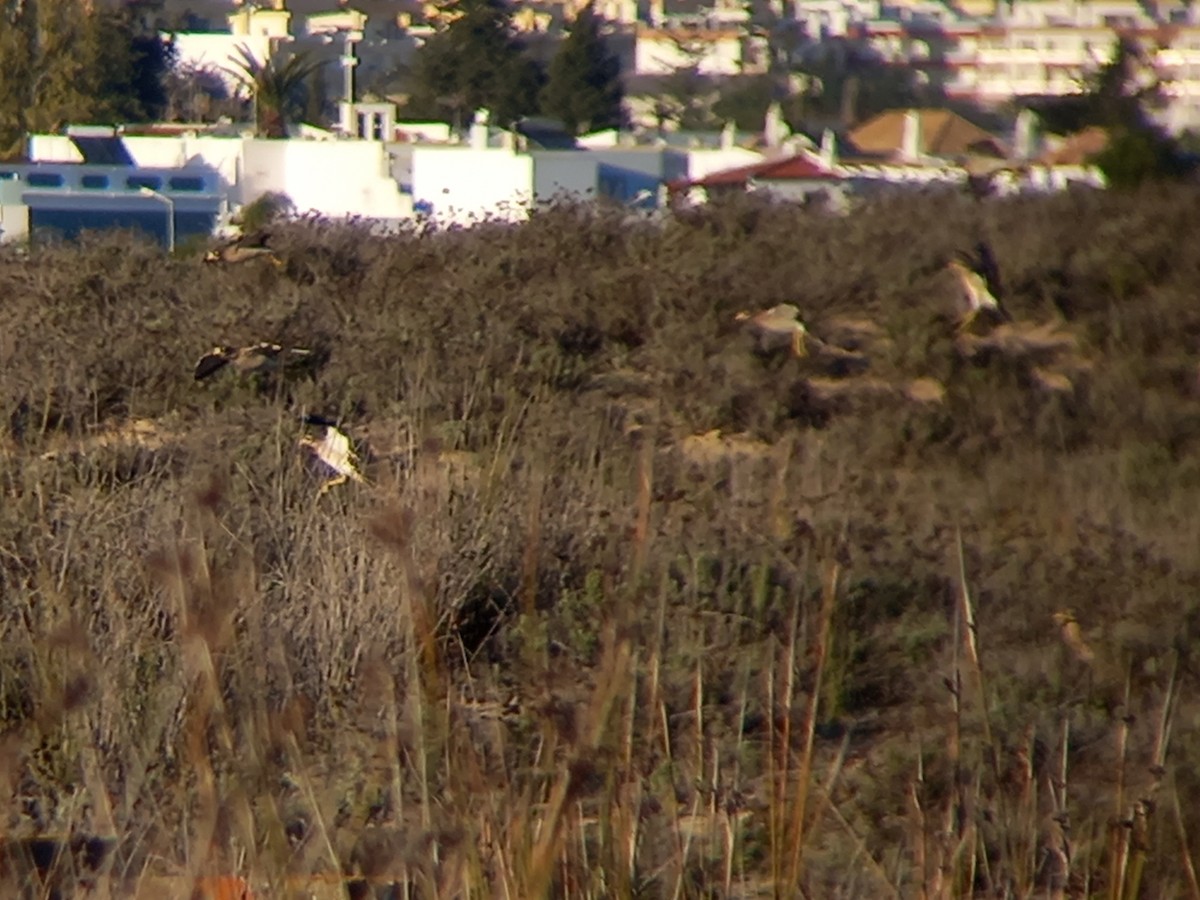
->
<box><xmin>338</xmin><ymin>28</ymin><xmax>364</xmax><ymax>136</ymax></box>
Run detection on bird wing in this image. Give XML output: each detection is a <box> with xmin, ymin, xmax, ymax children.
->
<box><xmin>228</xmin><ymin>246</ymin><xmax>278</xmax><ymax>262</ymax></box>
<box><xmin>766</xmin><ymin>304</ymin><xmax>801</xmax><ymax>322</ymax></box>
<box><xmin>317</xmin><ymin>428</ymin><xmax>362</xmax><ymax>479</ymax></box>
<box><xmin>303</xmin><ymin>412</ymin><xmax>340</xmax><ymax>428</ymax></box>
<box><xmin>952</xmin><ymin>266</ymin><xmax>999</xmax><ymax>313</ymax></box>
<box><xmin>975</xmin><ymin>240</ymin><xmax>1004</xmax><ymax>302</ymax></box>
<box><xmin>194</xmin><ymin>350</ymin><xmax>230</xmax><ymax>381</ymax></box>
<box><xmin>238</xmin><ymin>227</ymin><xmax>273</xmax><ymax>250</ymax></box>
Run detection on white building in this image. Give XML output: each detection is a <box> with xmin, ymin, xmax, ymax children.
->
<box><xmin>169</xmin><ymin>3</ymin><xmax>295</xmax><ymax>92</ymax></box>
<box><xmin>633</xmin><ymin>26</ymin><xmax>768</xmax><ymax>75</ymax></box>
<box><xmin>1</xmin><ymin>110</ymin><xmax>703</xmax><ymax>238</ymax></box>
<box><xmin>851</xmin><ymin>0</ymin><xmax>1200</xmax><ymax>131</ymax></box>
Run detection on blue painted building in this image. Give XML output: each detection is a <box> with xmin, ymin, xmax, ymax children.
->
<box><xmin>0</xmin><ymin>134</ymin><xmax>225</xmax><ymax>249</ymax></box>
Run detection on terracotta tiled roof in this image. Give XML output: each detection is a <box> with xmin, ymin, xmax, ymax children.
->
<box><xmin>683</xmin><ymin>153</ymin><xmax>840</xmax><ymax>189</ymax></box>
<box><xmin>848</xmin><ymin>108</ymin><xmax>1005</xmax><ymax>159</ymax></box>
<box><xmin>1039</xmin><ymin>127</ymin><xmax>1109</xmax><ymax>165</ymax></box>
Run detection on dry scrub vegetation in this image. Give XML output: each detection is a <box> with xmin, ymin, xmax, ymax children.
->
<box><xmin>1</xmin><ymin>186</ymin><xmax>1199</xmax><ymax>898</ymax></box>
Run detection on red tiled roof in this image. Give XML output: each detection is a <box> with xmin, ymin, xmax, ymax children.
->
<box><xmin>1039</xmin><ymin>126</ymin><xmax>1109</xmax><ymax>165</ymax></box>
<box><xmin>849</xmin><ymin>108</ymin><xmax>1005</xmax><ymax>159</ymax></box>
<box><xmin>119</xmin><ymin>123</ymin><xmax>215</xmax><ymax>136</ymax></box>
<box><xmin>683</xmin><ymin>153</ymin><xmax>840</xmax><ymax>189</ymax></box>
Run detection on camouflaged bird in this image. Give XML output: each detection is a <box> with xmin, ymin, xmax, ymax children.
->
<box><xmin>298</xmin><ymin>415</ymin><xmax>367</xmax><ymax>495</ymax></box>
<box><xmin>734</xmin><ymin>304</ymin><xmax>809</xmax><ymax>357</ymax></box>
<box><xmin>194</xmin><ymin>342</ymin><xmax>319</xmax><ymax>382</ymax></box>
<box><xmin>203</xmin><ymin>228</ymin><xmax>282</xmax><ymax>266</ymax></box>
<box><xmin>946</xmin><ymin>241</ymin><xmax>1014</xmax><ymax>333</ymax></box>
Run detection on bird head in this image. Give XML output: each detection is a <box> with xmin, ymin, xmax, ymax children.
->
<box><xmin>945</xmin><ymin>257</ymin><xmax>973</xmax><ymax>278</ymax></box>
<box><xmin>733</xmin><ymin>310</ymin><xmax>752</xmax><ymax>323</ymax></box>
<box><xmin>203</xmin><ymin>249</ymin><xmax>222</xmax><ymax>263</ymax></box>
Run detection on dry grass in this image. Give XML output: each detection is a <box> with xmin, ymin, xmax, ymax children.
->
<box><xmin>1</xmin><ymin>186</ymin><xmax>1199</xmax><ymax>897</ymax></box>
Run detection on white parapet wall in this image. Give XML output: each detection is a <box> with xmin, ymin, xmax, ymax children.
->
<box><xmin>240</xmin><ymin>139</ymin><xmax>413</xmax><ymax>219</ymax></box>
<box><xmin>0</xmin><ymin>175</ymin><xmax>29</xmax><ymax>242</ymax></box>
<box><xmin>410</xmin><ymin>146</ymin><xmax>536</xmax><ymax>225</ymax></box>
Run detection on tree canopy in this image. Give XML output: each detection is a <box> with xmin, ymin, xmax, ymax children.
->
<box><xmin>404</xmin><ymin>0</ymin><xmax>544</xmax><ymax>129</ymax></box>
<box><xmin>539</xmin><ymin>4</ymin><xmax>624</xmax><ymax>135</ymax></box>
<box><xmin>1026</xmin><ymin>36</ymin><xmax>1196</xmax><ymax>188</ymax></box>
<box><xmin>0</xmin><ymin>0</ymin><xmax>173</xmax><ymax>158</ymax></box>
<box><xmin>225</xmin><ymin>46</ymin><xmax>326</xmax><ymax>139</ymax></box>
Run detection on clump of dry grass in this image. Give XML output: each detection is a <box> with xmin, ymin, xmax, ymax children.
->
<box><xmin>0</xmin><ymin>186</ymin><xmax>1199</xmax><ymax>896</ymax></box>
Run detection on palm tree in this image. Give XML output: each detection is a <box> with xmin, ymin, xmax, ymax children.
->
<box><xmin>225</xmin><ymin>44</ymin><xmax>325</xmax><ymax>138</ymax></box>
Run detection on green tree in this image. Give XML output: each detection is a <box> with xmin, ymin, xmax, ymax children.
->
<box><xmin>0</xmin><ymin>1</ymin><xmax>36</xmax><ymax>156</ymax></box>
<box><xmin>711</xmin><ymin>74</ymin><xmax>811</xmax><ymax>132</ymax></box>
<box><xmin>226</xmin><ymin>45</ymin><xmax>326</xmax><ymax>139</ymax></box>
<box><xmin>404</xmin><ymin>0</ymin><xmax>544</xmax><ymax>129</ymax></box>
<box><xmin>539</xmin><ymin>4</ymin><xmax>623</xmax><ymax>135</ymax></box>
<box><xmin>303</xmin><ymin>68</ymin><xmax>331</xmax><ymax>129</ymax></box>
<box><xmin>792</xmin><ymin>40</ymin><xmax>923</xmax><ymax>128</ymax></box>
<box><xmin>0</xmin><ymin>0</ymin><xmax>173</xmax><ymax>157</ymax></box>
<box><xmin>1026</xmin><ymin>36</ymin><xmax>1195</xmax><ymax>187</ymax></box>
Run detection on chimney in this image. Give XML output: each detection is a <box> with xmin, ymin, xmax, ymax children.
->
<box><xmin>720</xmin><ymin>120</ymin><xmax>736</xmax><ymax>150</ymax></box>
<box><xmin>1013</xmin><ymin>107</ymin><xmax>1037</xmax><ymax>161</ymax></box>
<box><xmin>900</xmin><ymin>109</ymin><xmax>921</xmax><ymax>162</ymax></box>
<box><xmin>470</xmin><ymin>109</ymin><xmax>490</xmax><ymax>150</ymax></box>
<box><xmin>763</xmin><ymin>101</ymin><xmax>787</xmax><ymax>150</ymax></box>
<box><xmin>820</xmin><ymin>128</ymin><xmax>837</xmax><ymax>168</ymax></box>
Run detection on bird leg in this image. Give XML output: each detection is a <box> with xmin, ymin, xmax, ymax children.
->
<box><xmin>318</xmin><ymin>474</ymin><xmax>349</xmax><ymax>496</ymax></box>
<box><xmin>791</xmin><ymin>329</ymin><xmax>808</xmax><ymax>358</ymax></box>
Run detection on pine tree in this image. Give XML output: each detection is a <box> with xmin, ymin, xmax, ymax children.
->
<box><xmin>540</xmin><ymin>4</ymin><xmax>624</xmax><ymax>135</ymax></box>
<box><xmin>0</xmin><ymin>0</ymin><xmax>36</xmax><ymax>156</ymax></box>
<box><xmin>405</xmin><ymin>0</ymin><xmax>544</xmax><ymax>129</ymax></box>
<box><xmin>1029</xmin><ymin>36</ymin><xmax>1195</xmax><ymax>187</ymax></box>
<box><xmin>0</xmin><ymin>0</ymin><xmax>174</xmax><ymax>157</ymax></box>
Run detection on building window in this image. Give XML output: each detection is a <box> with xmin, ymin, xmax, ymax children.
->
<box><xmin>126</xmin><ymin>175</ymin><xmax>163</xmax><ymax>191</ymax></box>
<box><xmin>81</xmin><ymin>174</ymin><xmax>109</xmax><ymax>189</ymax></box>
<box><xmin>27</xmin><ymin>172</ymin><xmax>64</xmax><ymax>188</ymax></box>
<box><xmin>168</xmin><ymin>176</ymin><xmax>205</xmax><ymax>192</ymax></box>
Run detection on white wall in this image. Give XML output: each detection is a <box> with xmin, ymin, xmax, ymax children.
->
<box><xmin>241</xmin><ymin>139</ymin><xmax>412</xmax><ymax>218</ymax></box>
<box><xmin>410</xmin><ymin>147</ymin><xmax>535</xmax><ymax>225</ymax></box>
<box><xmin>0</xmin><ymin>177</ymin><xmax>28</xmax><ymax>242</ymax></box>
<box><xmin>686</xmin><ymin>147</ymin><xmax>764</xmax><ymax>180</ymax></box>
<box><xmin>533</xmin><ymin>153</ymin><xmax>600</xmax><ymax>204</ymax></box>
<box><xmin>634</xmin><ymin>30</ymin><xmax>757</xmax><ymax>75</ymax></box>
<box><xmin>123</xmin><ymin>136</ymin><xmax>245</xmax><ymax>186</ymax></box>
<box><xmin>29</xmin><ymin>132</ymin><xmax>416</xmax><ymax>222</ymax></box>
<box><xmin>27</xmin><ymin>135</ymin><xmax>81</xmax><ymax>163</ymax></box>
<box><xmin>30</xmin><ymin>133</ymin><xmax>246</xmax><ymax>194</ymax></box>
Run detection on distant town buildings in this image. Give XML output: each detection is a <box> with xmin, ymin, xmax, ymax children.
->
<box><xmin>0</xmin><ymin>0</ymin><xmax>1165</xmax><ymax>245</ymax></box>
<box><xmin>165</xmin><ymin>0</ymin><xmax>1200</xmax><ymax>133</ymax></box>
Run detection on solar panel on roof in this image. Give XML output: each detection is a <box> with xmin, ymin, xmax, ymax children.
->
<box><xmin>69</xmin><ymin>136</ymin><xmax>135</xmax><ymax>166</ymax></box>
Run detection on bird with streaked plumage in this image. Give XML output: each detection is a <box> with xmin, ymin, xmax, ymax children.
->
<box><xmin>194</xmin><ymin>342</ymin><xmax>319</xmax><ymax>382</ymax></box>
<box><xmin>204</xmin><ymin>228</ymin><xmax>282</xmax><ymax>266</ymax></box>
<box><xmin>734</xmin><ymin>304</ymin><xmax>809</xmax><ymax>357</ymax></box>
<box><xmin>298</xmin><ymin>415</ymin><xmax>367</xmax><ymax>496</ymax></box>
<box><xmin>946</xmin><ymin>240</ymin><xmax>1013</xmax><ymax>333</ymax></box>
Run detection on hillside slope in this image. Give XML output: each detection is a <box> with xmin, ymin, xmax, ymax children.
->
<box><xmin>1</xmin><ymin>188</ymin><xmax>1199</xmax><ymax>897</ymax></box>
